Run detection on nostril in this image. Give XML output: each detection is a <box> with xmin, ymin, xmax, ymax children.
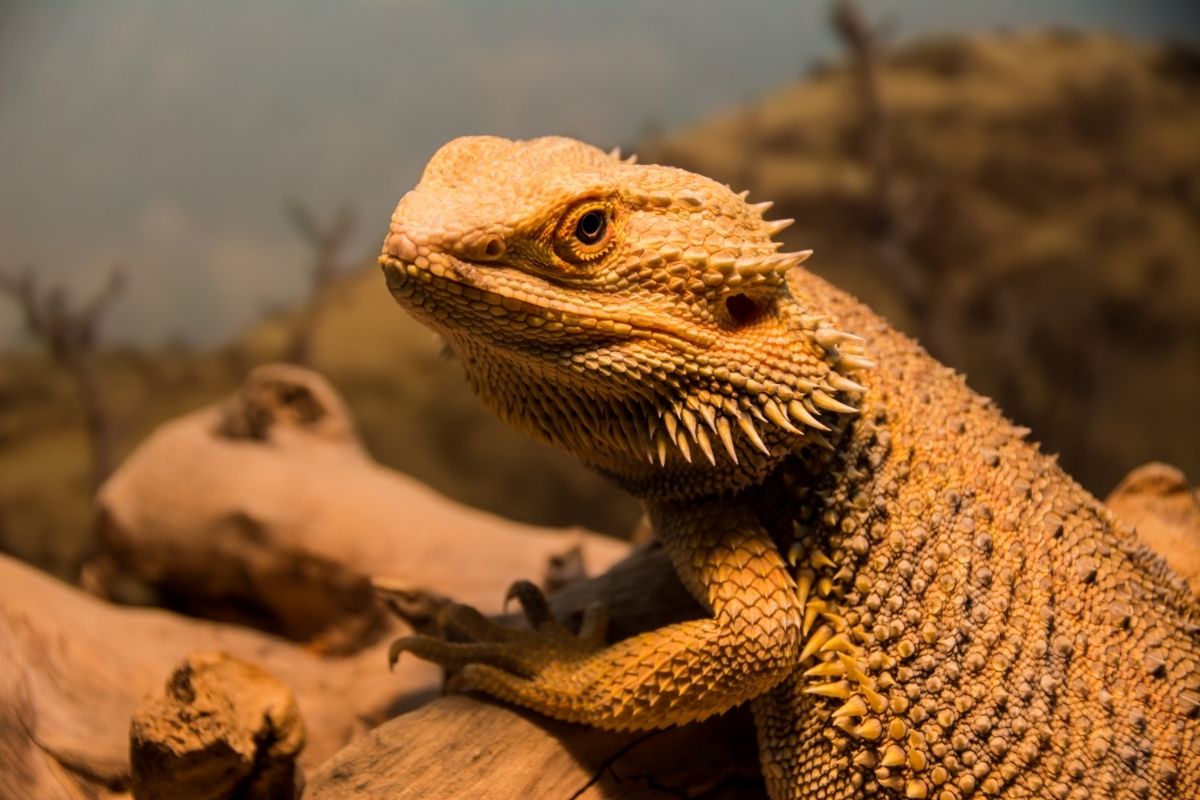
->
<box><xmin>482</xmin><ymin>237</ymin><xmax>505</xmax><ymax>260</ymax></box>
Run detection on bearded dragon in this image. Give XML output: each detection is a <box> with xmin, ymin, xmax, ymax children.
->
<box><xmin>380</xmin><ymin>136</ymin><xmax>1200</xmax><ymax>799</ymax></box>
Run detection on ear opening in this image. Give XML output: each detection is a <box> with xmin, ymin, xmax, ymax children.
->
<box><xmin>724</xmin><ymin>292</ymin><xmax>765</xmax><ymax>326</ymax></box>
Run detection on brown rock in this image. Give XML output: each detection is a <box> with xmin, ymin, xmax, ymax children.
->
<box><xmin>130</xmin><ymin>652</ymin><xmax>304</xmax><ymax>800</ymax></box>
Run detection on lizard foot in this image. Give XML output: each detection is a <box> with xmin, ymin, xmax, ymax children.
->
<box><xmin>388</xmin><ymin>580</ymin><xmax>609</xmax><ymax>683</ymax></box>
<box><xmin>389</xmin><ymin>501</ymin><xmax>803</xmax><ymax>729</ymax></box>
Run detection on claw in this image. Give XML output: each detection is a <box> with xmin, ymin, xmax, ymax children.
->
<box><xmin>505</xmin><ymin>579</ymin><xmax>578</xmax><ymax>639</ymax></box>
<box><xmin>505</xmin><ymin>580</ymin><xmax>553</xmax><ymax>626</ymax></box>
<box><xmin>388</xmin><ymin>634</ymin><xmax>537</xmax><ymax>677</ymax></box>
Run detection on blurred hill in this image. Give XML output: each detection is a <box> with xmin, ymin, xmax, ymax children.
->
<box><xmin>2</xmin><ymin>28</ymin><xmax>1197</xmax><ymax>579</ymax></box>
<box><xmin>646</xmin><ymin>28</ymin><xmax>1199</xmax><ymax>499</ymax></box>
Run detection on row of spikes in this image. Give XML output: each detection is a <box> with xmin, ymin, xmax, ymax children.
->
<box><xmin>642</xmin><ymin>240</ymin><xmax>808</xmax><ymax>288</ymax></box>
<box><xmin>787</xmin><ymin>539</ymin><xmax>932</xmax><ymax>799</ymax></box>
<box><xmin>786</xmin><ymin>538</ymin><xmax>890</xmax><ymax>738</ymax></box>
<box><xmin>740</xmin><ymin>194</ymin><xmax>797</xmax><ymax>239</ymax></box>
<box><xmin>642</xmin><ymin>365</ymin><xmax>871</xmax><ymax>466</ymax></box>
<box><xmin>608</xmin><ymin>146</ymin><xmax>638</xmax><ymax>165</ymax></box>
<box><xmin>607</xmin><ymin>147</ymin><xmax>797</xmax><ymax>246</ymax></box>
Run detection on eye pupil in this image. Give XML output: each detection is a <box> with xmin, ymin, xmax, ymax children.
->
<box><xmin>575</xmin><ymin>210</ymin><xmax>607</xmax><ymax>245</ymax></box>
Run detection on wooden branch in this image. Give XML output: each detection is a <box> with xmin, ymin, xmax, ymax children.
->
<box><xmin>305</xmin><ymin>695</ymin><xmax>762</xmax><ymax>800</ymax></box>
<box><xmin>831</xmin><ymin>0</ymin><xmax>934</xmax><ymax>332</ymax></box>
<box><xmin>0</xmin><ymin>264</ymin><xmax>126</xmax><ymax>487</ymax></box>
<box><xmin>284</xmin><ymin>201</ymin><xmax>356</xmax><ymax>366</ymax></box>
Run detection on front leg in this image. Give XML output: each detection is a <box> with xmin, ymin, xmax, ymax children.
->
<box><xmin>390</xmin><ymin>498</ymin><xmax>804</xmax><ymax>730</ymax></box>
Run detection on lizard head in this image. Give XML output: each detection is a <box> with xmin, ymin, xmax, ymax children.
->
<box><xmin>381</xmin><ymin>136</ymin><xmax>872</xmax><ymax>496</ymax></box>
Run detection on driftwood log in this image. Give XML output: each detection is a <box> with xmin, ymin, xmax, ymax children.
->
<box><xmin>86</xmin><ymin>363</ymin><xmax>628</xmax><ymax>652</ymax></box>
<box><xmin>0</xmin><ymin>532</ymin><xmax>738</xmax><ymax>799</ymax></box>
<box><xmin>0</xmin><ymin>552</ymin><xmax>439</xmax><ymax>800</ymax></box>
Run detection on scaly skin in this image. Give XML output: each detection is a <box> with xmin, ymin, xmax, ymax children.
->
<box><xmin>380</xmin><ymin>136</ymin><xmax>1200</xmax><ymax>799</ymax></box>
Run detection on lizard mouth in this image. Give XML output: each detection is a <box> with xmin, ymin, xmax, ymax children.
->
<box><xmin>380</xmin><ymin>254</ymin><xmax>714</xmax><ymax>352</ymax></box>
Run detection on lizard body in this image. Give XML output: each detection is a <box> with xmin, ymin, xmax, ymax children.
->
<box><xmin>380</xmin><ymin>136</ymin><xmax>1200</xmax><ymax>799</ymax></box>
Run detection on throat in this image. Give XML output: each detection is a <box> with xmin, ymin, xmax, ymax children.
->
<box><xmin>456</xmin><ymin>346</ymin><xmax>807</xmax><ymax>501</ymax></box>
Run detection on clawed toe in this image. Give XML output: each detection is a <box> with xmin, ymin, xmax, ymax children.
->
<box><xmin>389</xmin><ymin>583</ymin><xmax>611</xmax><ymax>688</ymax></box>
<box><xmin>505</xmin><ymin>579</ymin><xmax>572</xmax><ymax>636</ymax></box>
<box><xmin>388</xmin><ymin>634</ymin><xmax>536</xmax><ymax>677</ymax></box>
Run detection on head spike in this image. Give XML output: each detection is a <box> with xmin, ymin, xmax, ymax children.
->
<box><xmin>715</xmin><ymin>417</ymin><xmax>738</xmax><ymax>463</ymax></box>
<box><xmin>766</xmin><ymin>251</ymin><xmax>808</xmax><ymax>275</ymax></box>
<box><xmin>751</xmin><ymin>200</ymin><xmax>774</xmax><ymax>214</ymax></box>
<box><xmin>763</xmin><ymin>398</ymin><xmax>803</xmax><ymax>435</ymax></box>
<box><xmin>624</xmin><ymin>153</ymin><xmax>638</xmax><ymax>165</ymax></box>
<box><xmin>804</xmin><ymin>680</ymin><xmax>852</xmax><ymax>700</ymax></box>
<box><xmin>680</xmin><ymin>407</ymin><xmax>699</xmax><ymax>440</ymax></box>
<box><xmin>833</xmin><ymin>694</ymin><xmax>868</xmax><ymax>719</ymax></box>
<box><xmin>838</xmin><ymin>653</ymin><xmax>872</xmax><ymax>685</ymax></box>
<box><xmin>837</xmin><ymin>353</ymin><xmax>876</xmax><ymax>373</ymax></box>
<box><xmin>694</xmin><ymin>427</ymin><xmax>716</xmax><ymax>465</ymax></box>
<box><xmin>827</xmin><ymin>373</ymin><xmax>869</xmax><ymax>394</ymax></box>
<box><xmin>675</xmin><ymin>431</ymin><xmax>692</xmax><ymax>463</ymax></box>
<box><xmin>820</xmin><ymin>632</ymin><xmax>859</xmax><ymax>655</ymax></box>
<box><xmin>789</xmin><ymin>399</ymin><xmax>830</xmax><ymax>432</ymax></box>
<box><xmin>812</xmin><ymin>390</ymin><xmax>859</xmax><ymax>415</ymax></box>
<box><xmin>809</xmin><ymin>549</ymin><xmax>837</xmax><ymax>569</ymax></box>
<box><xmin>814</xmin><ymin>327</ymin><xmax>864</xmax><ymax>349</ymax></box>
<box><xmin>764</xmin><ymin>218</ymin><xmax>795</xmax><ymax>236</ymax></box>
<box><xmin>796</xmin><ymin>568</ymin><xmax>815</xmax><ymax>608</ymax></box>
<box><xmin>805</xmin><ymin>659</ymin><xmax>847</xmax><ymax>679</ymax></box>
<box><xmin>655</xmin><ymin>432</ymin><xmax>669</xmax><ymax>466</ymax></box>
<box><xmin>608</xmin><ymin>146</ymin><xmax>622</xmax><ymax>161</ymax></box>
<box><xmin>736</xmin><ymin>414</ymin><xmax>771</xmax><ymax>456</ymax></box>
<box><xmin>662</xmin><ymin>410</ymin><xmax>679</xmax><ymax>442</ymax></box>
<box><xmin>800</xmin><ymin>625</ymin><xmax>835</xmax><ymax>663</ymax></box>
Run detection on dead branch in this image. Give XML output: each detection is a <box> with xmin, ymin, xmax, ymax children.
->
<box><xmin>0</xmin><ymin>265</ymin><xmax>126</xmax><ymax>488</ymax></box>
<box><xmin>831</xmin><ymin>1</ymin><xmax>934</xmax><ymax>330</ymax></box>
<box><xmin>284</xmin><ymin>201</ymin><xmax>356</xmax><ymax>366</ymax></box>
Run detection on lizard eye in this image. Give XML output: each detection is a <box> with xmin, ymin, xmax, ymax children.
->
<box><xmin>554</xmin><ymin>201</ymin><xmax>616</xmax><ymax>265</ymax></box>
<box><xmin>575</xmin><ymin>210</ymin><xmax>607</xmax><ymax>245</ymax></box>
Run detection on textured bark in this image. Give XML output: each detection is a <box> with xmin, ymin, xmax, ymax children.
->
<box><xmin>304</xmin><ymin>695</ymin><xmax>764</xmax><ymax>800</ymax></box>
<box><xmin>130</xmin><ymin>652</ymin><xmax>305</xmax><ymax>800</ymax></box>
<box><xmin>0</xmin><ymin>553</ymin><xmax>440</xmax><ymax>800</ymax></box>
<box><xmin>86</xmin><ymin>363</ymin><xmax>628</xmax><ymax>652</ymax></box>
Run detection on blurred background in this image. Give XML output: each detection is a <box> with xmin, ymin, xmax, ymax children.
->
<box><xmin>2</xmin><ymin>0</ymin><xmax>1198</xmax><ymax>579</ymax></box>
